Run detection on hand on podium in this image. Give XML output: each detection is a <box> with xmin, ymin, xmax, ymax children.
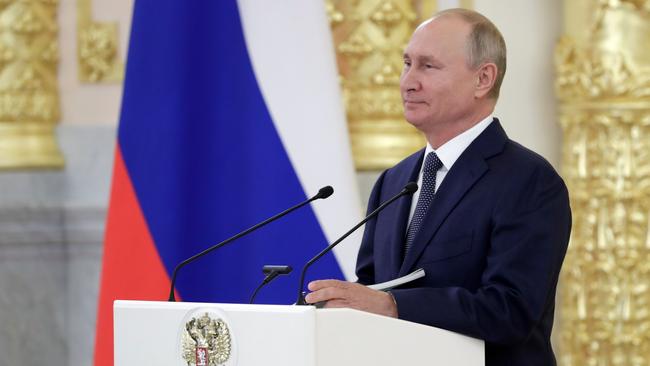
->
<box><xmin>305</xmin><ymin>280</ymin><xmax>398</xmax><ymax>318</ymax></box>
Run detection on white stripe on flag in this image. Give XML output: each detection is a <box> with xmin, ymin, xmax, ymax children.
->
<box><xmin>237</xmin><ymin>0</ymin><xmax>363</xmax><ymax>281</ymax></box>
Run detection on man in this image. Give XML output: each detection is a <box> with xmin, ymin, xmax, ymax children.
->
<box><xmin>305</xmin><ymin>8</ymin><xmax>571</xmax><ymax>366</ymax></box>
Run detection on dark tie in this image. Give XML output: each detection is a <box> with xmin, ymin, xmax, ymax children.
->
<box><xmin>404</xmin><ymin>151</ymin><xmax>443</xmax><ymax>259</ymax></box>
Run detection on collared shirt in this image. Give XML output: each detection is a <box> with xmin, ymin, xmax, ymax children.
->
<box><xmin>407</xmin><ymin>115</ymin><xmax>494</xmax><ymax>226</ymax></box>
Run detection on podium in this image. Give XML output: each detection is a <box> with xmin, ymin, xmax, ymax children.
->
<box><xmin>114</xmin><ymin>300</ymin><xmax>484</xmax><ymax>365</ymax></box>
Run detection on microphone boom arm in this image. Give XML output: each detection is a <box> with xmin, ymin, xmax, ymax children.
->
<box><xmin>168</xmin><ymin>186</ymin><xmax>333</xmax><ymax>302</ymax></box>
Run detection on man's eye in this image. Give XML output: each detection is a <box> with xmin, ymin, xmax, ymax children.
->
<box><xmin>403</xmin><ymin>60</ymin><xmax>411</xmax><ymax>67</ymax></box>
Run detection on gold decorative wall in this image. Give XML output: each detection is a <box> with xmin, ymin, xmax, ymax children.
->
<box><xmin>77</xmin><ymin>0</ymin><xmax>123</xmax><ymax>82</ymax></box>
<box><xmin>0</xmin><ymin>0</ymin><xmax>63</xmax><ymax>169</ymax></box>
<box><xmin>556</xmin><ymin>1</ymin><xmax>650</xmax><ymax>364</ymax></box>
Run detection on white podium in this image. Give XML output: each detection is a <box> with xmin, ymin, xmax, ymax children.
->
<box><xmin>114</xmin><ymin>300</ymin><xmax>484</xmax><ymax>365</ymax></box>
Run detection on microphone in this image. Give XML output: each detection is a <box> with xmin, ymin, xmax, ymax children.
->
<box><xmin>167</xmin><ymin>185</ymin><xmax>334</xmax><ymax>302</ymax></box>
<box><xmin>295</xmin><ymin>182</ymin><xmax>418</xmax><ymax>305</ymax></box>
<box><xmin>249</xmin><ymin>265</ymin><xmax>293</xmax><ymax>304</ymax></box>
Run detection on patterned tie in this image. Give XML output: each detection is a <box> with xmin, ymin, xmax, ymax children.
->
<box><xmin>404</xmin><ymin>151</ymin><xmax>443</xmax><ymax>259</ymax></box>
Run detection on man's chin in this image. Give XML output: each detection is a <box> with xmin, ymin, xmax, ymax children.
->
<box><xmin>404</xmin><ymin>116</ymin><xmax>429</xmax><ymax>131</ymax></box>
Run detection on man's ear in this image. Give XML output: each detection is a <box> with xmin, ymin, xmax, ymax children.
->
<box><xmin>474</xmin><ymin>63</ymin><xmax>497</xmax><ymax>99</ymax></box>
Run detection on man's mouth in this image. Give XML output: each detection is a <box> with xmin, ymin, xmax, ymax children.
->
<box><xmin>404</xmin><ymin>100</ymin><xmax>426</xmax><ymax>105</ymax></box>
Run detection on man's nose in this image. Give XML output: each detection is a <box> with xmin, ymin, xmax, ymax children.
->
<box><xmin>400</xmin><ymin>68</ymin><xmax>420</xmax><ymax>92</ymax></box>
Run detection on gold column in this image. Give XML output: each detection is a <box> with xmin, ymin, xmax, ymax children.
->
<box><xmin>556</xmin><ymin>1</ymin><xmax>650</xmax><ymax>364</ymax></box>
<box><xmin>0</xmin><ymin>0</ymin><xmax>63</xmax><ymax>169</ymax></box>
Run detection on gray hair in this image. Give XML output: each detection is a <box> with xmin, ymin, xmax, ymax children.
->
<box><xmin>434</xmin><ymin>8</ymin><xmax>507</xmax><ymax>99</ymax></box>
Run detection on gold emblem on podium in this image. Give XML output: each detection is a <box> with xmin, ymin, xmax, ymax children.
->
<box><xmin>181</xmin><ymin>312</ymin><xmax>232</xmax><ymax>366</ymax></box>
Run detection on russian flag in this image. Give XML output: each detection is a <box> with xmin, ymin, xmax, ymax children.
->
<box><xmin>93</xmin><ymin>1</ymin><xmax>362</xmax><ymax>364</ymax></box>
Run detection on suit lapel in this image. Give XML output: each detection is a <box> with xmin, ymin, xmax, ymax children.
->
<box><xmin>398</xmin><ymin>120</ymin><xmax>508</xmax><ymax>276</ymax></box>
<box><xmin>386</xmin><ymin>151</ymin><xmax>423</xmax><ymax>278</ymax></box>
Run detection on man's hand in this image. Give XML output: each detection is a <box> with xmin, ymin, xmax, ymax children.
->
<box><xmin>304</xmin><ymin>279</ymin><xmax>398</xmax><ymax>318</ymax></box>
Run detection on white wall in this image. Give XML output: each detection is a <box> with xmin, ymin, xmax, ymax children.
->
<box><xmin>475</xmin><ymin>0</ymin><xmax>563</xmax><ymax>168</ymax></box>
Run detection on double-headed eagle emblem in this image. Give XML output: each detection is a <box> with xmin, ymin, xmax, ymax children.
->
<box><xmin>181</xmin><ymin>312</ymin><xmax>232</xmax><ymax>366</ymax></box>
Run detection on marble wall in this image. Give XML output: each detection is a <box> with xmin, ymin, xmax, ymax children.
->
<box><xmin>0</xmin><ymin>125</ymin><xmax>113</xmax><ymax>366</ymax></box>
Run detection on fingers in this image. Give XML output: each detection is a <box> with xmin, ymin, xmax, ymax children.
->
<box><xmin>304</xmin><ymin>281</ymin><xmax>367</xmax><ymax>304</ymax></box>
<box><xmin>305</xmin><ymin>280</ymin><xmax>353</xmax><ymax>303</ymax></box>
<box><xmin>307</xmin><ymin>279</ymin><xmax>349</xmax><ymax>291</ymax></box>
<box><xmin>304</xmin><ymin>285</ymin><xmax>346</xmax><ymax>304</ymax></box>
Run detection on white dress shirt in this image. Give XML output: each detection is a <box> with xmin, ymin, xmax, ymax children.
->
<box><xmin>407</xmin><ymin>115</ymin><xmax>494</xmax><ymax>226</ymax></box>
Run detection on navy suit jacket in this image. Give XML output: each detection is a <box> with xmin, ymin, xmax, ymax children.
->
<box><xmin>356</xmin><ymin>120</ymin><xmax>571</xmax><ymax>366</ymax></box>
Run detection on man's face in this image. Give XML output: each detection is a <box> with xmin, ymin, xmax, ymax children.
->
<box><xmin>400</xmin><ymin>16</ymin><xmax>478</xmax><ymax>133</ymax></box>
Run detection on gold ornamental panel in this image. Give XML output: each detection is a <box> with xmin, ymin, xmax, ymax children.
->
<box><xmin>77</xmin><ymin>0</ymin><xmax>123</xmax><ymax>82</ymax></box>
<box><xmin>0</xmin><ymin>0</ymin><xmax>63</xmax><ymax>169</ymax></box>
<box><xmin>557</xmin><ymin>1</ymin><xmax>650</xmax><ymax>364</ymax></box>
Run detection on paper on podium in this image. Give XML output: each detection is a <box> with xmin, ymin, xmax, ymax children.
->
<box><xmin>367</xmin><ymin>268</ymin><xmax>425</xmax><ymax>291</ymax></box>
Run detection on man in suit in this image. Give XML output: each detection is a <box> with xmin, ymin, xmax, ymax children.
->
<box><xmin>304</xmin><ymin>8</ymin><xmax>571</xmax><ymax>365</ymax></box>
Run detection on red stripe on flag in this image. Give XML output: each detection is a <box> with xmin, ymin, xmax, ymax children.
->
<box><xmin>93</xmin><ymin>146</ymin><xmax>173</xmax><ymax>366</ymax></box>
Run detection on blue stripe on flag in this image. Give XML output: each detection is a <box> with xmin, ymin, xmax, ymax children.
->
<box><xmin>117</xmin><ymin>0</ymin><xmax>344</xmax><ymax>304</ymax></box>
